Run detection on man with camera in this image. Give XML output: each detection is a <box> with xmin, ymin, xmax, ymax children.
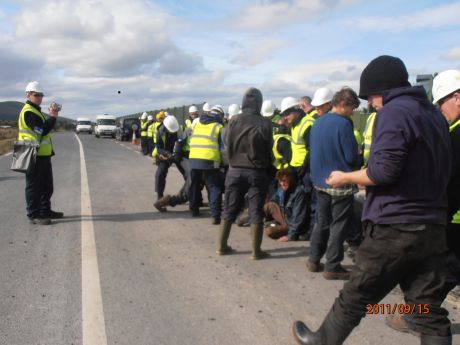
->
<box><xmin>18</xmin><ymin>81</ymin><xmax>63</xmax><ymax>225</ymax></box>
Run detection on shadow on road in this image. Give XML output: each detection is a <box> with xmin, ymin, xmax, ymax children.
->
<box><xmin>53</xmin><ymin>211</ymin><xmax>195</xmax><ymax>223</ymax></box>
<box><xmin>0</xmin><ymin>175</ymin><xmax>23</xmax><ymax>182</ymax></box>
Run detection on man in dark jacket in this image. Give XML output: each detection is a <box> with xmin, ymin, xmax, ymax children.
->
<box><xmin>217</xmin><ymin>87</ymin><xmax>273</xmax><ymax>260</ymax></box>
<box><xmin>292</xmin><ymin>56</ymin><xmax>452</xmax><ymax>344</ymax></box>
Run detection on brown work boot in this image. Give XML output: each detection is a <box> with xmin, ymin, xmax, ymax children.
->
<box><xmin>385</xmin><ymin>314</ymin><xmax>421</xmax><ymax>337</ymax></box>
<box><xmin>323</xmin><ymin>265</ymin><xmax>350</xmax><ymax>280</ymax></box>
<box><xmin>306</xmin><ymin>260</ymin><xmax>320</xmax><ymax>272</ymax></box>
<box><xmin>154</xmin><ymin>195</ymin><xmax>171</xmax><ymax>212</ymax></box>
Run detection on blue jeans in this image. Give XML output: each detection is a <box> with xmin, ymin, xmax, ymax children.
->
<box><xmin>189</xmin><ymin>169</ymin><xmax>222</xmax><ymax>218</ymax></box>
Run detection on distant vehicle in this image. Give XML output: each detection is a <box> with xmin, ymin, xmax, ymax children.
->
<box><xmin>94</xmin><ymin>115</ymin><xmax>116</xmax><ymax>138</ymax></box>
<box><xmin>115</xmin><ymin>117</ymin><xmax>141</xmax><ymax>141</ymax></box>
<box><xmin>76</xmin><ymin>117</ymin><xmax>92</xmax><ymax>134</ymax></box>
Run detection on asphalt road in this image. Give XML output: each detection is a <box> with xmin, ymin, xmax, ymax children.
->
<box><xmin>0</xmin><ymin>131</ymin><xmax>459</xmax><ymax>345</ymax></box>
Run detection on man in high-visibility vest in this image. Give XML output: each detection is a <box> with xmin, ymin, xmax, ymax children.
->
<box><xmin>18</xmin><ymin>81</ymin><xmax>63</xmax><ymax>225</ymax></box>
<box><xmin>185</xmin><ymin>105</ymin><xmax>199</xmax><ymax>129</ymax></box>
<box><xmin>299</xmin><ymin>95</ymin><xmax>318</xmax><ymax>119</ymax></box>
<box><xmin>146</xmin><ymin>115</ymin><xmax>155</xmax><ymax>155</ymax></box>
<box><xmin>140</xmin><ymin>112</ymin><xmax>149</xmax><ymax>155</ymax></box>
<box><xmin>188</xmin><ymin>105</ymin><xmax>226</xmax><ymax>224</ymax></box>
<box><xmin>385</xmin><ymin>69</ymin><xmax>460</xmax><ymax>339</ymax></box>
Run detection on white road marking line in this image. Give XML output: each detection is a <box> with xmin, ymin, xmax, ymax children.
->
<box><xmin>75</xmin><ymin>134</ymin><xmax>108</xmax><ymax>345</ymax></box>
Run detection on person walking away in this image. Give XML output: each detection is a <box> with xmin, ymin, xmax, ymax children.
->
<box><xmin>19</xmin><ymin>81</ymin><xmax>63</xmax><ymax>225</ymax></box>
<box><xmin>307</xmin><ymin>87</ymin><xmax>360</xmax><ymax>280</ymax></box>
<box><xmin>140</xmin><ymin>112</ymin><xmax>149</xmax><ymax>155</ymax></box>
<box><xmin>217</xmin><ymin>87</ymin><xmax>273</xmax><ymax>260</ymax></box>
<box><xmin>188</xmin><ymin>105</ymin><xmax>226</xmax><ymax>224</ymax></box>
<box><xmin>292</xmin><ymin>55</ymin><xmax>452</xmax><ymax>345</ymax></box>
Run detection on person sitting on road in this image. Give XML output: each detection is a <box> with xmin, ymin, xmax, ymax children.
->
<box><xmin>263</xmin><ymin>168</ymin><xmax>309</xmax><ymax>242</ymax></box>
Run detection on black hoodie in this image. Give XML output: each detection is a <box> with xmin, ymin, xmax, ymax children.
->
<box><xmin>224</xmin><ymin>88</ymin><xmax>273</xmax><ymax>169</ymax></box>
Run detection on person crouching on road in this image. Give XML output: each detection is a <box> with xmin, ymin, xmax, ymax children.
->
<box><xmin>188</xmin><ymin>105</ymin><xmax>226</xmax><ymax>224</ymax></box>
<box><xmin>216</xmin><ymin>87</ymin><xmax>273</xmax><ymax>260</ymax></box>
<box><xmin>152</xmin><ymin>115</ymin><xmax>183</xmax><ymax>203</ymax></box>
<box><xmin>19</xmin><ymin>81</ymin><xmax>63</xmax><ymax>225</ymax></box>
<box><xmin>263</xmin><ymin>168</ymin><xmax>309</xmax><ymax>242</ymax></box>
<box><xmin>307</xmin><ymin>87</ymin><xmax>360</xmax><ymax>281</ymax></box>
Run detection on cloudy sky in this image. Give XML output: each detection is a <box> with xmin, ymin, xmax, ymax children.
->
<box><xmin>1</xmin><ymin>0</ymin><xmax>459</xmax><ymax>119</ymax></box>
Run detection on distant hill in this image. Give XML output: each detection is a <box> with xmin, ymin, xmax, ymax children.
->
<box><xmin>0</xmin><ymin>101</ymin><xmax>76</xmax><ymax>126</ymax></box>
<box><xmin>0</xmin><ymin>101</ymin><xmax>23</xmax><ymax>121</ymax></box>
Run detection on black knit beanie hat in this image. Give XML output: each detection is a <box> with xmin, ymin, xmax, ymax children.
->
<box><xmin>359</xmin><ymin>55</ymin><xmax>411</xmax><ymax>99</ymax></box>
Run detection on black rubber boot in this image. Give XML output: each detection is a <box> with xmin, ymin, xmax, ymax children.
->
<box><xmin>292</xmin><ymin>310</ymin><xmax>353</xmax><ymax>345</ymax></box>
<box><xmin>421</xmin><ymin>334</ymin><xmax>452</xmax><ymax>345</ymax></box>
<box><xmin>250</xmin><ymin>223</ymin><xmax>270</xmax><ymax>260</ymax></box>
<box><xmin>216</xmin><ymin>220</ymin><xmax>234</xmax><ymax>255</ymax></box>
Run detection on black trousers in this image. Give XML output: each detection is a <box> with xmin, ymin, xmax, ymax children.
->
<box><xmin>25</xmin><ymin>156</ymin><xmax>54</xmax><ymax>218</ymax></box>
<box><xmin>141</xmin><ymin>136</ymin><xmax>149</xmax><ymax>155</ymax></box>
<box><xmin>331</xmin><ymin>223</ymin><xmax>451</xmax><ymax>337</ymax></box>
<box><xmin>155</xmin><ymin>160</ymin><xmax>170</xmax><ymax>198</ymax></box>
<box><xmin>222</xmin><ymin>168</ymin><xmax>268</xmax><ymax>224</ymax></box>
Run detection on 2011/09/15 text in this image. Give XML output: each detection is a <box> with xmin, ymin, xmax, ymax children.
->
<box><xmin>366</xmin><ymin>304</ymin><xmax>430</xmax><ymax>315</ymax></box>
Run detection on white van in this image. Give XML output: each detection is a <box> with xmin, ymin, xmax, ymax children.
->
<box><xmin>94</xmin><ymin>115</ymin><xmax>117</xmax><ymax>138</ymax></box>
<box><xmin>76</xmin><ymin>117</ymin><xmax>92</xmax><ymax>134</ymax></box>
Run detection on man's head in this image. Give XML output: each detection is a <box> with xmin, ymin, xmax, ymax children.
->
<box><xmin>331</xmin><ymin>87</ymin><xmax>360</xmax><ymax>117</ymax></box>
<box><xmin>189</xmin><ymin>105</ymin><xmax>199</xmax><ymax>119</ymax></box>
<box><xmin>25</xmin><ymin>81</ymin><xmax>44</xmax><ymax>106</ymax></box>
<box><xmin>359</xmin><ymin>55</ymin><xmax>411</xmax><ymax>108</ymax></box>
<box><xmin>280</xmin><ymin>97</ymin><xmax>302</xmax><ymax>127</ymax></box>
<box><xmin>432</xmin><ymin>70</ymin><xmax>460</xmax><ymax>122</ymax></box>
<box><xmin>299</xmin><ymin>96</ymin><xmax>313</xmax><ymax>113</ymax></box>
<box><xmin>156</xmin><ymin>111</ymin><xmax>166</xmax><ymax>122</ymax></box>
<box><xmin>311</xmin><ymin>87</ymin><xmax>333</xmax><ymax>116</ymax></box>
<box><xmin>276</xmin><ymin>168</ymin><xmax>297</xmax><ymax>191</ymax></box>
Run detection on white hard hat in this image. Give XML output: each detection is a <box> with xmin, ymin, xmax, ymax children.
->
<box><xmin>211</xmin><ymin>104</ymin><xmax>224</xmax><ymax>115</ymax></box>
<box><xmin>280</xmin><ymin>97</ymin><xmax>299</xmax><ymax>114</ymax></box>
<box><xmin>432</xmin><ymin>70</ymin><xmax>460</xmax><ymax>105</ymax></box>
<box><xmin>228</xmin><ymin>104</ymin><xmax>240</xmax><ymax>118</ymax></box>
<box><xmin>141</xmin><ymin>112</ymin><xmax>147</xmax><ymax>120</ymax></box>
<box><xmin>25</xmin><ymin>81</ymin><xmax>43</xmax><ymax>93</ymax></box>
<box><xmin>203</xmin><ymin>102</ymin><xmax>211</xmax><ymax>112</ymax></box>
<box><xmin>163</xmin><ymin>115</ymin><xmax>179</xmax><ymax>133</ymax></box>
<box><xmin>311</xmin><ymin>87</ymin><xmax>333</xmax><ymax>107</ymax></box>
<box><xmin>147</xmin><ymin>115</ymin><xmax>154</xmax><ymax>121</ymax></box>
<box><xmin>189</xmin><ymin>105</ymin><xmax>198</xmax><ymax>113</ymax></box>
<box><xmin>261</xmin><ymin>100</ymin><xmax>276</xmax><ymax>117</ymax></box>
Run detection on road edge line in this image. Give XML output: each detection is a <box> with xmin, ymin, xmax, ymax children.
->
<box><xmin>75</xmin><ymin>133</ymin><xmax>108</xmax><ymax>345</ymax></box>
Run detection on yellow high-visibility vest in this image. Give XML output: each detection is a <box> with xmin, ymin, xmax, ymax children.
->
<box><xmin>272</xmin><ymin>134</ymin><xmax>293</xmax><ymax>170</ymax></box>
<box><xmin>189</xmin><ymin>122</ymin><xmax>222</xmax><ymax>162</ymax></box>
<box><xmin>363</xmin><ymin>112</ymin><xmax>377</xmax><ymax>166</ymax></box>
<box><xmin>147</xmin><ymin>122</ymin><xmax>154</xmax><ymax>138</ymax></box>
<box><xmin>140</xmin><ymin>120</ymin><xmax>148</xmax><ymax>137</ymax></box>
<box><xmin>290</xmin><ymin>114</ymin><xmax>315</xmax><ymax>167</ymax></box>
<box><xmin>450</xmin><ymin>118</ymin><xmax>460</xmax><ymax>224</ymax></box>
<box><xmin>153</xmin><ymin>122</ymin><xmax>162</xmax><ymax>143</ymax></box>
<box><xmin>18</xmin><ymin>103</ymin><xmax>53</xmax><ymax>156</ymax></box>
<box><xmin>185</xmin><ymin>118</ymin><xmax>192</xmax><ymax>129</ymax></box>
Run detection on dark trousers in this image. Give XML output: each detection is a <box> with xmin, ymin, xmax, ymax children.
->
<box><xmin>309</xmin><ymin>191</ymin><xmax>354</xmax><ymax>271</ymax></box>
<box><xmin>189</xmin><ymin>169</ymin><xmax>222</xmax><ymax>218</ymax></box>
<box><xmin>147</xmin><ymin>138</ymin><xmax>154</xmax><ymax>156</ymax></box>
<box><xmin>222</xmin><ymin>168</ymin><xmax>268</xmax><ymax>224</ymax></box>
<box><xmin>155</xmin><ymin>160</ymin><xmax>170</xmax><ymax>198</ymax></box>
<box><xmin>169</xmin><ymin>159</ymin><xmax>191</xmax><ymax>207</ymax></box>
<box><xmin>141</xmin><ymin>136</ymin><xmax>149</xmax><ymax>155</ymax></box>
<box><xmin>333</xmin><ymin>223</ymin><xmax>451</xmax><ymax>337</ymax></box>
<box><xmin>25</xmin><ymin>156</ymin><xmax>54</xmax><ymax>218</ymax></box>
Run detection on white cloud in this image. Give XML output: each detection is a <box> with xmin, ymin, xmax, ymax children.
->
<box><xmin>349</xmin><ymin>2</ymin><xmax>460</xmax><ymax>32</ymax></box>
<box><xmin>231</xmin><ymin>0</ymin><xmax>355</xmax><ymax>31</ymax></box>
<box><xmin>440</xmin><ymin>46</ymin><xmax>460</xmax><ymax>61</ymax></box>
<box><xmin>231</xmin><ymin>38</ymin><xmax>288</xmax><ymax>66</ymax></box>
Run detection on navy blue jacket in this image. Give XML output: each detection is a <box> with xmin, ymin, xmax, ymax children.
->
<box><xmin>363</xmin><ymin>86</ymin><xmax>451</xmax><ymax>225</ymax></box>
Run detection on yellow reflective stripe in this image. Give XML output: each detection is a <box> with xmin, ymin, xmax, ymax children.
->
<box><xmin>294</xmin><ymin>117</ymin><xmax>314</xmax><ymax>144</ymax></box>
<box><xmin>449</xmin><ymin>118</ymin><xmax>460</xmax><ymax>132</ymax></box>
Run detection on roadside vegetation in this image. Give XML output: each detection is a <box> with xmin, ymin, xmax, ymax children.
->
<box><xmin>0</xmin><ymin>126</ymin><xmax>17</xmax><ymax>155</ymax></box>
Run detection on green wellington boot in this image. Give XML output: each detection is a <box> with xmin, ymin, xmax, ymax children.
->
<box><xmin>250</xmin><ymin>223</ymin><xmax>270</xmax><ymax>260</ymax></box>
<box><xmin>216</xmin><ymin>220</ymin><xmax>234</xmax><ymax>255</ymax></box>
